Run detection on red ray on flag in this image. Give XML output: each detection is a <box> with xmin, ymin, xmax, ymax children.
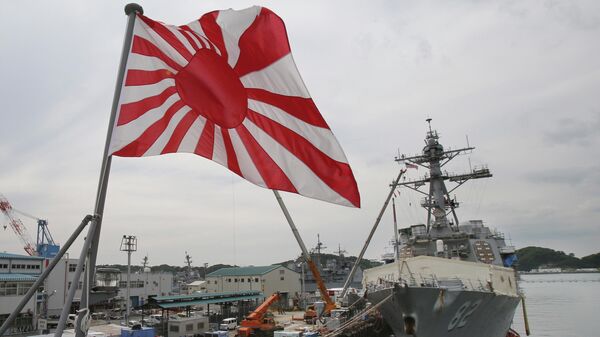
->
<box><xmin>108</xmin><ymin>6</ymin><xmax>361</xmax><ymax>208</ymax></box>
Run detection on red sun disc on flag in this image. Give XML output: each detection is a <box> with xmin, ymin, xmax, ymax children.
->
<box><xmin>175</xmin><ymin>49</ymin><xmax>248</xmax><ymax>129</ymax></box>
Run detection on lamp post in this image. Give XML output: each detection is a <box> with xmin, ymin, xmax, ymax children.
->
<box><xmin>120</xmin><ymin>235</ymin><xmax>137</xmax><ymax>326</ymax></box>
<box><xmin>39</xmin><ymin>289</ymin><xmax>56</xmax><ymax>334</ymax></box>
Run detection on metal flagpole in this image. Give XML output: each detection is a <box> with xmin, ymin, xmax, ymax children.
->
<box><xmin>392</xmin><ymin>197</ymin><xmax>400</xmax><ymax>261</ymax></box>
<box><xmin>273</xmin><ymin>191</ymin><xmax>310</xmax><ymax>258</ymax></box>
<box><xmin>340</xmin><ymin>169</ymin><xmax>406</xmax><ymax>298</ymax></box>
<box><xmin>74</xmin><ymin>4</ymin><xmax>143</xmax><ymax>337</ymax></box>
<box><xmin>54</xmin><ymin>220</ymin><xmax>98</xmax><ymax>337</ymax></box>
<box><xmin>273</xmin><ymin>191</ymin><xmax>336</xmax><ymax>314</ymax></box>
<box><xmin>0</xmin><ymin>215</ymin><xmax>93</xmax><ymax>336</ymax></box>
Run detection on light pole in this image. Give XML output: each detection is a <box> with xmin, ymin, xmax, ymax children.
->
<box><xmin>39</xmin><ymin>289</ymin><xmax>56</xmax><ymax>334</ymax></box>
<box><xmin>120</xmin><ymin>235</ymin><xmax>137</xmax><ymax>326</ymax></box>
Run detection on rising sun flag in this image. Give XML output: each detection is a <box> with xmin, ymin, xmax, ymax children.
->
<box><xmin>108</xmin><ymin>6</ymin><xmax>360</xmax><ymax>207</ymax></box>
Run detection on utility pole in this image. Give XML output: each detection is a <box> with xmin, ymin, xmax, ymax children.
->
<box><xmin>141</xmin><ymin>255</ymin><xmax>149</xmax><ymax>327</ymax></box>
<box><xmin>120</xmin><ymin>235</ymin><xmax>137</xmax><ymax>325</ymax></box>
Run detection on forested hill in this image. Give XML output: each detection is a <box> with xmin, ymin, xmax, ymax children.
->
<box><xmin>97</xmin><ymin>263</ymin><xmax>234</xmax><ymax>275</ymax></box>
<box><xmin>516</xmin><ymin>246</ymin><xmax>600</xmax><ymax>271</ymax></box>
<box><xmin>99</xmin><ymin>253</ymin><xmax>382</xmax><ymax>275</ymax></box>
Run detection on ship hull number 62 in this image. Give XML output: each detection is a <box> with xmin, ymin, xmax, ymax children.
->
<box><xmin>448</xmin><ymin>300</ymin><xmax>482</xmax><ymax>331</ymax></box>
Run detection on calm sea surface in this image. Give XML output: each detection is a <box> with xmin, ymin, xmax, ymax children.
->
<box><xmin>511</xmin><ymin>273</ymin><xmax>600</xmax><ymax>337</ymax></box>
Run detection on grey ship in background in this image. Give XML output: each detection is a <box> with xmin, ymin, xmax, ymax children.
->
<box><xmin>364</xmin><ymin>120</ymin><xmax>522</xmax><ymax>337</ymax></box>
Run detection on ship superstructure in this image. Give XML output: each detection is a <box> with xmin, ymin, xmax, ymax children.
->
<box><xmin>390</xmin><ymin>119</ymin><xmax>517</xmax><ymax>266</ymax></box>
<box><xmin>364</xmin><ymin>120</ymin><xmax>521</xmax><ymax>337</ymax></box>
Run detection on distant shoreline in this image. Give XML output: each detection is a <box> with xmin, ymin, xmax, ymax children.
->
<box><xmin>520</xmin><ymin>271</ymin><xmax>600</xmax><ymax>275</ymax></box>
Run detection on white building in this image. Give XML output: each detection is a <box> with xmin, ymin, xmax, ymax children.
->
<box><xmin>44</xmin><ymin>258</ymin><xmax>84</xmax><ymax>316</ymax></box>
<box><xmin>42</xmin><ymin>258</ymin><xmax>173</xmax><ymax>315</ymax></box>
<box><xmin>206</xmin><ymin>265</ymin><xmax>301</xmax><ymax>308</ymax></box>
<box><xmin>117</xmin><ymin>271</ymin><xmax>173</xmax><ymax>308</ymax></box>
<box><xmin>184</xmin><ymin>280</ymin><xmax>207</xmax><ymax>294</ymax></box>
<box><xmin>167</xmin><ymin>315</ymin><xmax>209</xmax><ymax>337</ymax></box>
<box><xmin>0</xmin><ymin>252</ymin><xmax>44</xmax><ymax>334</ymax></box>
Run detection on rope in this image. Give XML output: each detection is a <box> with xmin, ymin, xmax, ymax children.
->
<box><xmin>322</xmin><ymin>293</ymin><xmax>393</xmax><ymax>337</ymax></box>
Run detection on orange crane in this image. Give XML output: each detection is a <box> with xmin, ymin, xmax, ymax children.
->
<box><xmin>237</xmin><ymin>292</ymin><xmax>283</xmax><ymax>337</ymax></box>
<box><xmin>303</xmin><ymin>259</ymin><xmax>337</xmax><ymax>323</ymax></box>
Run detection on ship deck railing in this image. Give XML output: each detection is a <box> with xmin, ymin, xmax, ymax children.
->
<box><xmin>366</xmin><ymin>274</ymin><xmax>492</xmax><ymax>293</ymax></box>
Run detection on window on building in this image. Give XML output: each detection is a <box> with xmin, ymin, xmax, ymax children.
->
<box><xmin>186</xmin><ymin>324</ymin><xmax>193</xmax><ymax>331</ymax></box>
<box><xmin>248</xmin><ymin>278</ymin><xmax>251</xmax><ymax>282</ymax></box>
<box><xmin>197</xmin><ymin>322</ymin><xmax>204</xmax><ymax>329</ymax></box>
<box><xmin>234</xmin><ymin>278</ymin><xmax>238</xmax><ymax>282</ymax></box>
<box><xmin>227</xmin><ymin>278</ymin><xmax>231</xmax><ymax>283</ymax></box>
<box><xmin>7</xmin><ymin>282</ymin><xmax>18</xmax><ymax>296</ymax></box>
<box><xmin>279</xmin><ymin>269</ymin><xmax>285</xmax><ymax>274</ymax></box>
<box><xmin>169</xmin><ymin>325</ymin><xmax>179</xmax><ymax>332</ymax></box>
<box><xmin>18</xmin><ymin>282</ymin><xmax>33</xmax><ymax>295</ymax></box>
<box><xmin>254</xmin><ymin>278</ymin><xmax>259</xmax><ymax>282</ymax></box>
<box><xmin>68</xmin><ymin>264</ymin><xmax>77</xmax><ymax>272</ymax></box>
<box><xmin>280</xmin><ymin>276</ymin><xmax>284</xmax><ymax>281</ymax></box>
<box><xmin>66</xmin><ymin>282</ymin><xmax>82</xmax><ymax>290</ymax></box>
<box><xmin>0</xmin><ymin>282</ymin><xmax>19</xmax><ymax>296</ymax></box>
<box><xmin>241</xmin><ymin>278</ymin><xmax>244</xmax><ymax>283</ymax></box>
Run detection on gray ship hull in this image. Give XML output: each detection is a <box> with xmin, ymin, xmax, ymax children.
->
<box><xmin>368</xmin><ymin>284</ymin><xmax>520</xmax><ymax>337</ymax></box>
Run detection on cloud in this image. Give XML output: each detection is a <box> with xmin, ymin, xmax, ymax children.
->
<box><xmin>1</xmin><ymin>0</ymin><xmax>599</xmax><ymax>265</ymax></box>
<box><xmin>543</xmin><ymin>111</ymin><xmax>600</xmax><ymax>146</ymax></box>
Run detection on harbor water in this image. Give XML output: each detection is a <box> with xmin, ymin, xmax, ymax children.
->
<box><xmin>511</xmin><ymin>273</ymin><xmax>600</xmax><ymax>337</ymax></box>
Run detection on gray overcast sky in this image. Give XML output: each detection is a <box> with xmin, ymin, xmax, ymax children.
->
<box><xmin>1</xmin><ymin>0</ymin><xmax>599</xmax><ymax>267</ymax></box>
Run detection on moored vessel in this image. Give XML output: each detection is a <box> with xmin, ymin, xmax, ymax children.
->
<box><xmin>364</xmin><ymin>120</ymin><xmax>521</xmax><ymax>337</ymax></box>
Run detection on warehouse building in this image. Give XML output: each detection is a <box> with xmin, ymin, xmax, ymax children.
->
<box><xmin>206</xmin><ymin>265</ymin><xmax>300</xmax><ymax>309</ymax></box>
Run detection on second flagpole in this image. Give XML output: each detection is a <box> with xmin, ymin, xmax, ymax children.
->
<box><xmin>273</xmin><ymin>190</ymin><xmax>337</xmax><ymax>314</ymax></box>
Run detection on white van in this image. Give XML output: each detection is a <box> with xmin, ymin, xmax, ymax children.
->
<box><xmin>149</xmin><ymin>314</ymin><xmax>162</xmax><ymax>324</ymax></box>
<box><xmin>142</xmin><ymin>314</ymin><xmax>162</xmax><ymax>326</ymax></box>
<box><xmin>219</xmin><ymin>317</ymin><xmax>237</xmax><ymax>330</ymax></box>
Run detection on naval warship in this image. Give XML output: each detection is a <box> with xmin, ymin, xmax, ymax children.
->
<box><xmin>363</xmin><ymin>120</ymin><xmax>522</xmax><ymax>337</ymax></box>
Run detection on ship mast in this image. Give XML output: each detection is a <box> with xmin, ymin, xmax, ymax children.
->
<box><xmin>395</xmin><ymin>119</ymin><xmax>492</xmax><ymax>238</ymax></box>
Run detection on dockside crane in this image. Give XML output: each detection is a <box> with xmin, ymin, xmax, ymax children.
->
<box><xmin>237</xmin><ymin>292</ymin><xmax>283</xmax><ymax>337</ymax></box>
<box><xmin>0</xmin><ymin>194</ymin><xmax>59</xmax><ymax>257</ymax></box>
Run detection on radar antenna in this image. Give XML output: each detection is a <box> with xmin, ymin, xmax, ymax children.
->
<box><xmin>394</xmin><ymin>119</ymin><xmax>492</xmax><ymax>236</ymax></box>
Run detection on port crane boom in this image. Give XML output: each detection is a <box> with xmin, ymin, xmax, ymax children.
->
<box><xmin>0</xmin><ymin>194</ymin><xmax>59</xmax><ymax>257</ymax></box>
<box><xmin>0</xmin><ymin>194</ymin><xmax>37</xmax><ymax>256</ymax></box>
